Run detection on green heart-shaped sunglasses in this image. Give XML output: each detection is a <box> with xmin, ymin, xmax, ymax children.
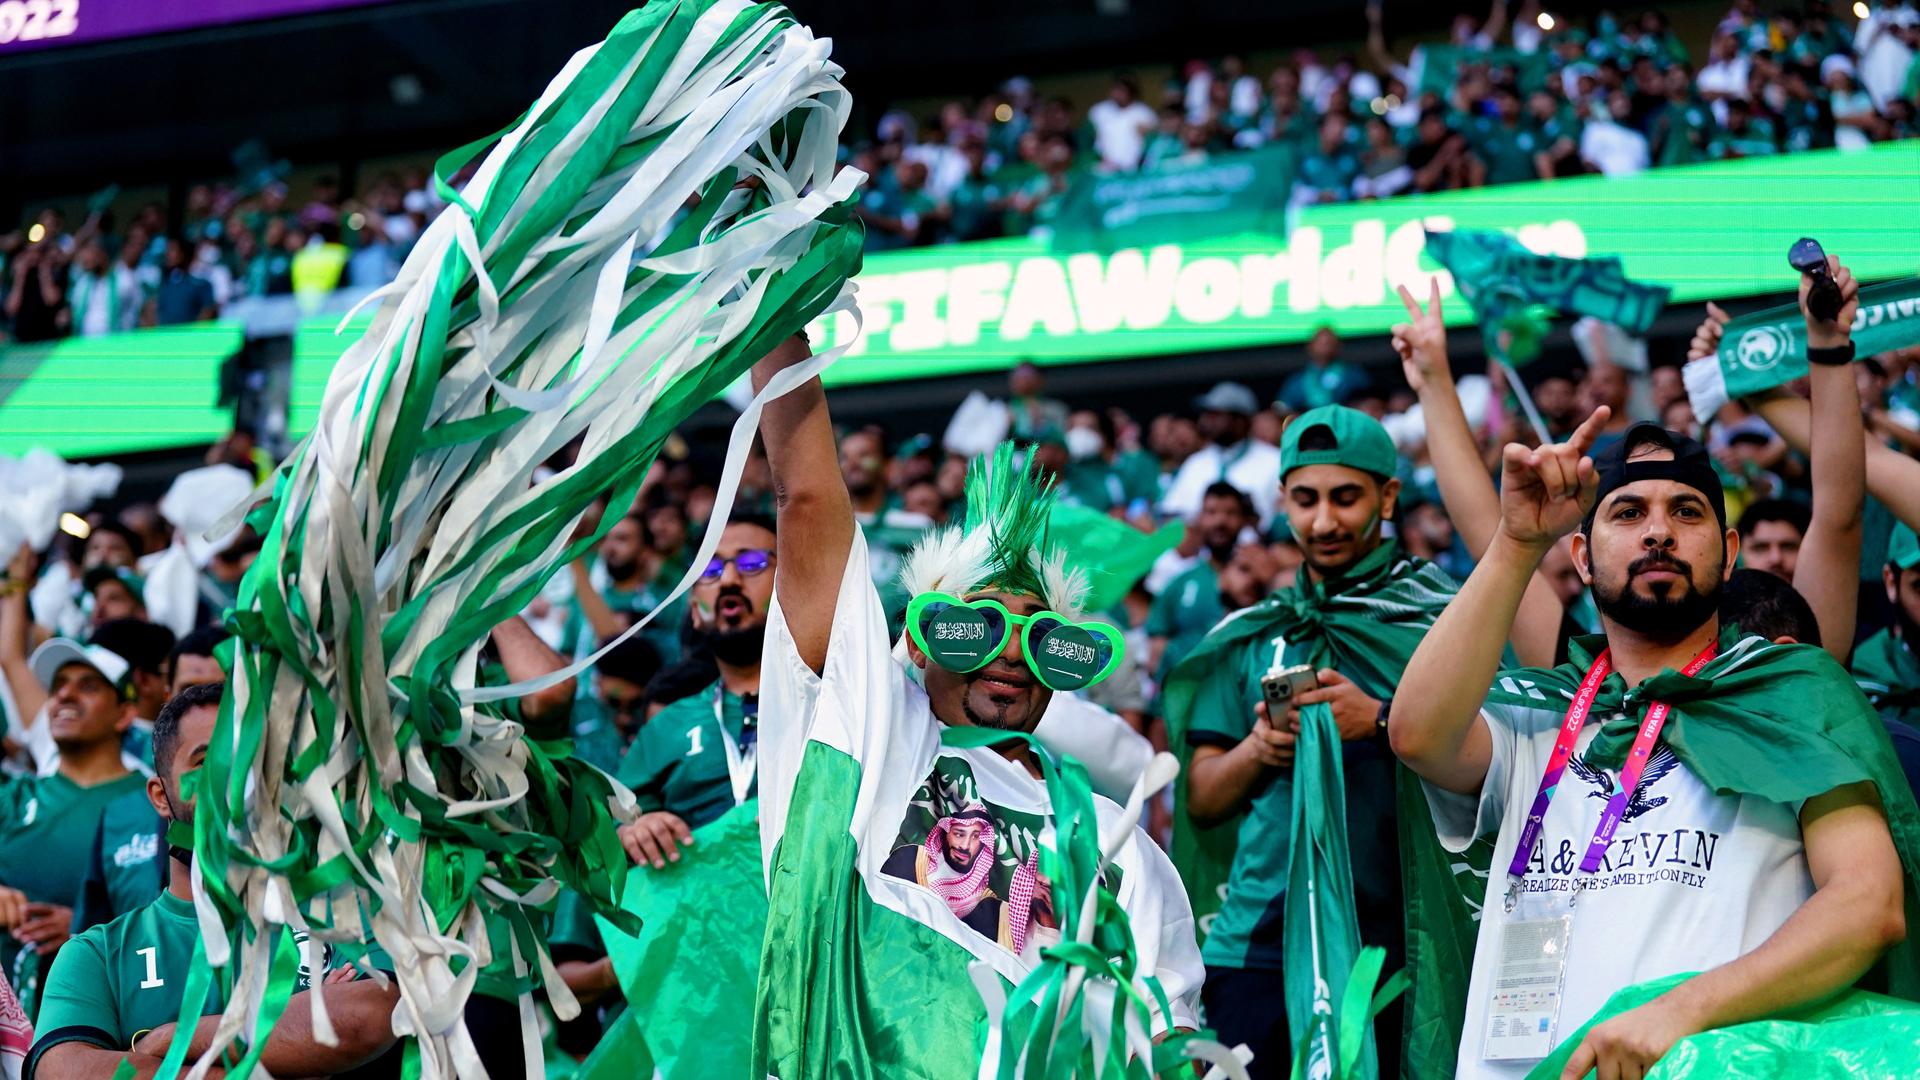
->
<box><xmin>904</xmin><ymin>591</ymin><xmax>1125</xmax><ymax>692</ymax></box>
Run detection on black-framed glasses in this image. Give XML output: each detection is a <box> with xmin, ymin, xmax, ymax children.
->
<box><xmin>700</xmin><ymin>548</ymin><xmax>773</xmax><ymax>581</ymax></box>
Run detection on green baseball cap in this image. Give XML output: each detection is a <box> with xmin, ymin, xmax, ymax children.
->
<box><xmin>1889</xmin><ymin>523</ymin><xmax>1920</xmax><ymax>571</ymax></box>
<box><xmin>1280</xmin><ymin>405</ymin><xmax>1399</xmax><ymax>481</ymax></box>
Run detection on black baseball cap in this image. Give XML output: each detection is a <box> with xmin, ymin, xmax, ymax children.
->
<box><xmin>1591</xmin><ymin>422</ymin><xmax>1726</xmax><ymax>526</ymax></box>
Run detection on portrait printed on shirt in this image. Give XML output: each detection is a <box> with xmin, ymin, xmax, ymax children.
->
<box><xmin>880</xmin><ymin>757</ymin><xmax>1100</xmax><ymax>957</ymax></box>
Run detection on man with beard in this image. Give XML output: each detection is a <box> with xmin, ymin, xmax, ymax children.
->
<box><xmin>1165</xmin><ymin>284</ymin><xmax>1566</xmax><ymax>1080</ymax></box>
<box><xmin>882</xmin><ymin>807</ymin><xmax>1004</xmax><ymax>939</ymax></box>
<box><xmin>567</xmin><ymin>511</ymin><xmax>685</xmax><ymax>670</ymax></box>
<box><xmin>615</xmin><ymin>514</ymin><xmax>777</xmax><ymax>869</ymax></box>
<box><xmin>27</xmin><ymin>682</ymin><xmax>405</xmax><ymax>1079</ymax></box>
<box><xmin>1855</xmin><ymin>524</ymin><xmax>1920</xmax><ymax>795</ymax></box>
<box><xmin>1392</xmin><ymin>411</ymin><xmax>1918</xmax><ymax>1079</ymax></box>
<box><xmin>1147</xmin><ymin>482</ymin><xmax>1254</xmax><ymax>685</ymax></box>
<box><xmin>751</xmin><ymin>336</ymin><xmax>1202</xmax><ymax>1076</ymax></box>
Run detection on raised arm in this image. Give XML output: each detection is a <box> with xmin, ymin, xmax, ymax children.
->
<box><xmin>1364</xmin><ymin>2</ymin><xmax>1401</xmax><ymax>75</ymax></box>
<box><xmin>752</xmin><ymin>334</ymin><xmax>853</xmax><ymax>674</ymax></box>
<box><xmin>1793</xmin><ymin>259</ymin><xmax>1865</xmax><ymax>659</ymax></box>
<box><xmin>490</xmin><ymin>615</ymin><xmax>576</xmax><ymax>728</ymax></box>
<box><xmin>1390</xmin><ymin>408</ymin><xmax>1609</xmax><ymax>795</ymax></box>
<box><xmin>2</xmin><ymin>544</ymin><xmax>48</xmax><ymax>723</ymax></box>
<box><xmin>1392</xmin><ymin>282</ymin><xmax>1566</xmax><ymax>668</ymax></box>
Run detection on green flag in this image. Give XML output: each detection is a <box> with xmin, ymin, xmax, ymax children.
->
<box><xmin>1524</xmin><ymin>973</ymin><xmax>1920</xmax><ymax>1080</ymax></box>
<box><xmin>587</xmin><ymin>801</ymin><xmax>767</xmax><ymax>1079</ymax></box>
<box><xmin>1050</xmin><ymin>504</ymin><xmax>1182</xmax><ymax>612</ymax></box>
<box><xmin>1682</xmin><ymin>275</ymin><xmax>1920</xmax><ymax>419</ymax></box>
<box><xmin>1161</xmin><ymin>542</ymin><xmax>1494</xmax><ymax>1080</ymax></box>
<box><xmin>1051</xmin><ymin>145</ymin><xmax>1297</xmax><ymax>252</ymax></box>
<box><xmin>1423</xmin><ymin>229</ymin><xmax>1672</xmax><ymax>364</ymax></box>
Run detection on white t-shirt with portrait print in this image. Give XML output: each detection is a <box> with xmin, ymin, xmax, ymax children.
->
<box><xmin>758</xmin><ymin>529</ymin><xmax>1203</xmax><ymax>1032</ymax></box>
<box><xmin>1423</xmin><ymin>684</ymin><xmax>1816</xmax><ymax>1080</ymax></box>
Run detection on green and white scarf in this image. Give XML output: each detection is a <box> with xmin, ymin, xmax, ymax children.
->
<box><xmin>1682</xmin><ymin>275</ymin><xmax>1920</xmax><ymax>419</ymax></box>
<box><xmin>1162</xmin><ymin>542</ymin><xmax>1490</xmax><ymax>1080</ymax></box>
<box><xmin>175</xmin><ymin>3</ymin><xmax>865</xmax><ymax>1077</ymax></box>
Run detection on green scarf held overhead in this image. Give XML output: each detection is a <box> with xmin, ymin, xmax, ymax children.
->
<box><xmin>1161</xmin><ymin>541</ymin><xmax>1492</xmax><ymax>1080</ymax></box>
<box><xmin>1525</xmin><ymin>973</ymin><xmax>1920</xmax><ymax>1080</ymax></box>
<box><xmin>1486</xmin><ymin>628</ymin><xmax>1920</xmax><ymax>1000</ymax></box>
<box><xmin>1682</xmin><ymin>275</ymin><xmax>1920</xmax><ymax>420</ymax></box>
<box><xmin>185</xmin><ymin>2</ymin><xmax>866</xmax><ymax>1077</ymax></box>
<box><xmin>1854</xmin><ymin>629</ymin><xmax>1920</xmax><ymax>726</ymax></box>
<box><xmin>1423</xmin><ymin>229</ymin><xmax>1672</xmax><ymax>366</ymax></box>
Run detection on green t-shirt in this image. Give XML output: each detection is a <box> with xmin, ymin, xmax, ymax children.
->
<box><xmin>1182</xmin><ymin>623</ymin><xmax>1402</xmax><ymax>971</ymax></box>
<box><xmin>1061</xmin><ymin>461</ymin><xmax>1122</xmax><ymax>514</ymax></box>
<box><xmin>616</xmin><ymin>680</ymin><xmax>755</xmax><ymax>829</ymax></box>
<box><xmin>1296</xmin><ymin>148</ymin><xmax>1360</xmax><ymax>201</ymax></box>
<box><xmin>28</xmin><ymin>891</ymin><xmax>399</xmax><ymax>1076</ymax></box>
<box><xmin>1710</xmin><ymin>118</ymin><xmax>1779</xmax><ymax>159</ymax></box>
<box><xmin>1146</xmin><ymin>562</ymin><xmax>1222</xmax><ymax>684</ymax></box>
<box><xmin>1652</xmin><ymin>100</ymin><xmax>1713</xmax><ymax>167</ymax></box>
<box><xmin>0</xmin><ymin>770</ymin><xmax>150</xmax><ymax>1002</ymax></box>
<box><xmin>566</xmin><ymin>696</ymin><xmax>628</xmax><ymax>776</ymax></box>
<box><xmin>73</xmin><ymin>789</ymin><xmax>166</xmax><ymax>935</ymax></box>
<box><xmin>562</xmin><ymin>576</ymin><xmax>686</xmax><ymax>668</ymax></box>
<box><xmin>1472</xmin><ymin>121</ymin><xmax>1540</xmax><ymax>185</ymax></box>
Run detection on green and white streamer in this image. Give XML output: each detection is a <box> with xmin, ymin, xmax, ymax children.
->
<box><xmin>180</xmin><ymin>3</ymin><xmax>864</xmax><ymax>1077</ymax></box>
<box><xmin>951</xmin><ymin>729</ymin><xmax>1253</xmax><ymax>1080</ymax></box>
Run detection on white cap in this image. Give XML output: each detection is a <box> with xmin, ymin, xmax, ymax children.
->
<box><xmin>29</xmin><ymin>638</ymin><xmax>129</xmax><ymax>692</ymax></box>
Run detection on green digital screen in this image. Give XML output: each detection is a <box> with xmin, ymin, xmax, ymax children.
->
<box><xmin>0</xmin><ymin>323</ymin><xmax>243</xmax><ymax>457</ymax></box>
<box><xmin>283</xmin><ymin>141</ymin><xmax>1919</xmax><ymax>415</ymax></box>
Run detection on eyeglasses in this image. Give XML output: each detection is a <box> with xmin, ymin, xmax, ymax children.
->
<box><xmin>904</xmin><ymin>592</ymin><xmax>1124</xmax><ymax>693</ymax></box>
<box><xmin>700</xmin><ymin>549</ymin><xmax>773</xmax><ymax>582</ymax></box>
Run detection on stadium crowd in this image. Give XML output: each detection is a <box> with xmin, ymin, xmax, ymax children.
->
<box><xmin>8</xmin><ymin>0</ymin><xmax>1920</xmax><ymax>336</ymax></box>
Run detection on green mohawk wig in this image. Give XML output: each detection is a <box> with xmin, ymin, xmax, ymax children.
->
<box><xmin>897</xmin><ymin>442</ymin><xmax>1088</xmax><ymax>618</ymax></box>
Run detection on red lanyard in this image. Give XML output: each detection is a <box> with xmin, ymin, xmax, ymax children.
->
<box><xmin>1506</xmin><ymin>641</ymin><xmax>1716</xmax><ymax>887</ymax></box>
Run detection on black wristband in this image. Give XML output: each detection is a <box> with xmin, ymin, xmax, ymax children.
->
<box><xmin>1806</xmin><ymin>341</ymin><xmax>1855</xmax><ymax>367</ymax></box>
<box><xmin>1375</xmin><ymin>697</ymin><xmax>1391</xmax><ymax>744</ymax></box>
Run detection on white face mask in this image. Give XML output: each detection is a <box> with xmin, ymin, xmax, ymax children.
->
<box><xmin>1065</xmin><ymin>427</ymin><xmax>1105</xmax><ymax>461</ymax></box>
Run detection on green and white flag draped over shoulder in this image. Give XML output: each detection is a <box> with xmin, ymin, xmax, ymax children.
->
<box><xmin>1681</xmin><ymin>275</ymin><xmax>1920</xmax><ymax>420</ymax></box>
<box><xmin>183</xmin><ymin>3</ymin><xmax>864</xmax><ymax>1077</ymax></box>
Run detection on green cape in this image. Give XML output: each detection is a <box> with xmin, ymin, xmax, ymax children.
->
<box><xmin>1854</xmin><ymin>628</ymin><xmax>1920</xmax><ymax>726</ymax></box>
<box><xmin>1487</xmin><ymin>627</ymin><xmax>1920</xmax><ymax>1000</ymax></box>
<box><xmin>1162</xmin><ymin>541</ymin><xmax>1490</xmax><ymax>1080</ymax></box>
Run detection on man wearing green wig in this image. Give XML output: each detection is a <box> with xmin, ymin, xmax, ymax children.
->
<box><xmin>1165</xmin><ymin>283</ymin><xmax>1567</xmax><ymax>1079</ymax></box>
<box><xmin>746</xmin><ymin>335</ymin><xmax>1211</xmax><ymax>1077</ymax></box>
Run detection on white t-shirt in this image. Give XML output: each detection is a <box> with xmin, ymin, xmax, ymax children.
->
<box><xmin>1424</xmin><ymin>688</ymin><xmax>1815</xmax><ymax>1080</ymax></box>
<box><xmin>1088</xmin><ymin>99</ymin><xmax>1159</xmax><ymax>171</ymax></box>
<box><xmin>1579</xmin><ymin>120</ymin><xmax>1650</xmax><ymax>178</ymax></box>
<box><xmin>760</xmin><ymin>530</ymin><xmax>1202</xmax><ymax>1031</ymax></box>
<box><xmin>1696</xmin><ymin>57</ymin><xmax>1751</xmax><ymax>125</ymax></box>
<box><xmin>1158</xmin><ymin>439</ymin><xmax>1282</xmax><ymax>528</ymax></box>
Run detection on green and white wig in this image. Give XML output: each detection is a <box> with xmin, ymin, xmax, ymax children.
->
<box><xmin>896</xmin><ymin>442</ymin><xmax>1089</xmax><ymax>631</ymax></box>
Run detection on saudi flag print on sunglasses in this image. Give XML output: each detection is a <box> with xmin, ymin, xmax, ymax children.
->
<box><xmin>905</xmin><ymin>591</ymin><xmax>1125</xmax><ymax>692</ymax></box>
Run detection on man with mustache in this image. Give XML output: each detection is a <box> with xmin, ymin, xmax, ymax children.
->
<box><xmin>615</xmin><ymin>513</ymin><xmax>778</xmax><ymax>870</ymax></box>
<box><xmin>1392</xmin><ymin>388</ymin><xmax>1918</xmax><ymax>1075</ymax></box>
<box><xmin>1854</xmin><ymin>523</ymin><xmax>1920</xmax><ymax>795</ymax></box>
<box><xmin>1147</xmin><ymin>482</ymin><xmax>1255</xmax><ymax>685</ymax></box>
<box><xmin>750</xmin><ymin>335</ymin><xmax>1203</xmax><ymax>1075</ymax></box>
<box><xmin>1166</xmin><ymin>283</ymin><xmax>1565</xmax><ymax>1080</ymax></box>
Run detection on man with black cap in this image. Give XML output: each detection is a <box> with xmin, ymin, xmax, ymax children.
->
<box><xmin>1392</xmin><ymin>407</ymin><xmax>1920</xmax><ymax>1079</ymax></box>
<box><xmin>1159</xmin><ymin>381</ymin><xmax>1283</xmax><ymax>529</ymax></box>
<box><xmin>1163</xmin><ymin>284</ymin><xmax>1566</xmax><ymax>1080</ymax></box>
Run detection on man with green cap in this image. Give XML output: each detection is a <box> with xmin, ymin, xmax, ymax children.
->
<box><xmin>1855</xmin><ymin>522</ymin><xmax>1920</xmax><ymax>795</ymax></box>
<box><xmin>1165</xmin><ymin>282</ymin><xmax>1565</xmax><ymax>1079</ymax></box>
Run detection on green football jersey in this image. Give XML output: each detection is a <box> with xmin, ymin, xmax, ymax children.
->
<box><xmin>1146</xmin><ymin>561</ymin><xmax>1222</xmax><ymax>683</ymax></box>
<box><xmin>72</xmin><ymin>788</ymin><xmax>166</xmax><ymax>935</ymax></box>
<box><xmin>28</xmin><ymin>891</ymin><xmax>399</xmax><ymax>1076</ymax></box>
<box><xmin>0</xmin><ymin>770</ymin><xmax>150</xmax><ymax>1004</ymax></box>
<box><xmin>617</xmin><ymin>680</ymin><xmax>755</xmax><ymax>829</ymax></box>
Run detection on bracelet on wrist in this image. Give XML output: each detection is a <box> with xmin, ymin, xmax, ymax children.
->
<box><xmin>1806</xmin><ymin>341</ymin><xmax>1855</xmax><ymax>367</ymax></box>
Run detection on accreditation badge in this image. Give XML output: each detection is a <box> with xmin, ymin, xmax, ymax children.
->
<box><xmin>1480</xmin><ymin>910</ymin><xmax>1572</xmax><ymax>1062</ymax></box>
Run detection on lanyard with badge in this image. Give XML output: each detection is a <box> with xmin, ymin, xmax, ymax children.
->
<box><xmin>715</xmin><ymin>686</ymin><xmax>758</xmax><ymax>807</ymax></box>
<box><xmin>1482</xmin><ymin>641</ymin><xmax>1715</xmax><ymax>1062</ymax></box>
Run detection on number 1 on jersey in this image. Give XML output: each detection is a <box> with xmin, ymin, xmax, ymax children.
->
<box><xmin>685</xmin><ymin>727</ymin><xmax>705</xmax><ymax>756</ymax></box>
<box><xmin>137</xmin><ymin>946</ymin><xmax>165</xmax><ymax>989</ymax></box>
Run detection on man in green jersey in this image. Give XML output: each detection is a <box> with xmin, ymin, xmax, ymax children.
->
<box><xmin>1854</xmin><ymin>523</ymin><xmax>1920</xmax><ymax>793</ymax></box>
<box><xmin>0</xmin><ymin>640</ymin><xmax>151</xmax><ymax>1010</ymax></box>
<box><xmin>1147</xmin><ymin>482</ymin><xmax>1255</xmax><ymax>685</ymax></box>
<box><xmin>73</xmin><ymin>626</ymin><xmax>234</xmax><ymax>935</ymax></box>
<box><xmin>28</xmin><ymin>682</ymin><xmax>404</xmax><ymax>1079</ymax></box>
